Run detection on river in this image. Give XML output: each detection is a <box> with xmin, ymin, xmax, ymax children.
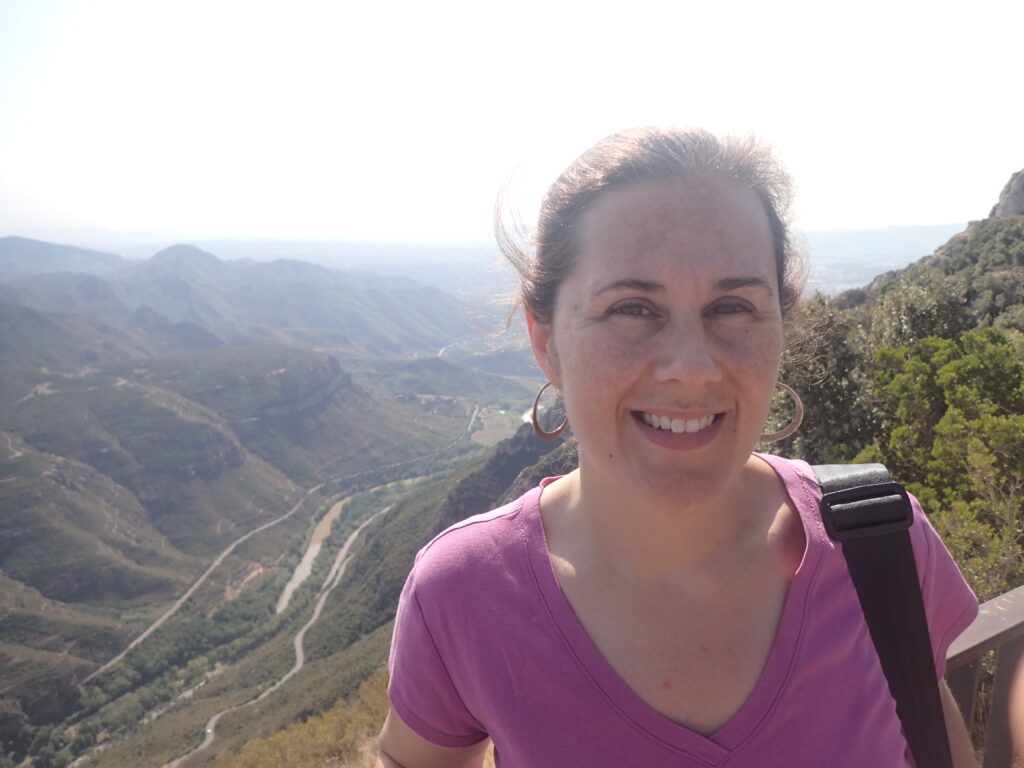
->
<box><xmin>275</xmin><ymin>496</ymin><xmax>350</xmax><ymax>614</ymax></box>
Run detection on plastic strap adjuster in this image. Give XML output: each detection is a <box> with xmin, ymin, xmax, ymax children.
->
<box><xmin>820</xmin><ymin>481</ymin><xmax>914</xmax><ymax>541</ymax></box>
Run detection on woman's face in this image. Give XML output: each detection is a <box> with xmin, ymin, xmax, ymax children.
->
<box><xmin>528</xmin><ymin>177</ymin><xmax>784</xmax><ymax>503</ymax></box>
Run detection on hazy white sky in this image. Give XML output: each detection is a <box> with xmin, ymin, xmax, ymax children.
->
<box><xmin>1</xmin><ymin>0</ymin><xmax>1022</xmax><ymax>245</ymax></box>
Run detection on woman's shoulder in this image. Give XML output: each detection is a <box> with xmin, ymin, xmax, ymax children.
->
<box><xmin>754</xmin><ymin>453</ymin><xmax>953</xmax><ymax>541</ymax></box>
<box><xmin>754</xmin><ymin>452</ymin><xmax>959</xmax><ymax>546</ymax></box>
<box><xmin>408</xmin><ymin>482</ymin><xmax>546</xmax><ymax>595</ymax></box>
<box><xmin>752</xmin><ymin>453</ymin><xmax>824</xmax><ymax>516</ymax></box>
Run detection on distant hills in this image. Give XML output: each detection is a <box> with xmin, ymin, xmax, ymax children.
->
<box><xmin>0</xmin><ymin>240</ymin><xmax>500</xmax><ymax>364</ymax></box>
<box><xmin>0</xmin><ymin>237</ymin><xmax>130</xmax><ymax>277</ymax></box>
<box><xmin>3</xmin><ymin>222</ymin><xmax>970</xmax><ymax>299</ymax></box>
<box><xmin>801</xmin><ymin>223</ymin><xmax>966</xmax><ymax>294</ymax></box>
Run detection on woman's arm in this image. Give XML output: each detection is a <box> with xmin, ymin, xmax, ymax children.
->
<box><xmin>376</xmin><ymin>706</ymin><xmax>490</xmax><ymax>768</ymax></box>
<box><xmin>941</xmin><ymin>680</ymin><xmax>978</xmax><ymax>768</ymax></box>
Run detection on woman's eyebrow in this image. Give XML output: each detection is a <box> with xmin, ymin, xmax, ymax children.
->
<box><xmin>595</xmin><ymin>278</ymin><xmax>664</xmax><ymax>295</ymax></box>
<box><xmin>716</xmin><ymin>276</ymin><xmax>775</xmax><ymax>294</ymax></box>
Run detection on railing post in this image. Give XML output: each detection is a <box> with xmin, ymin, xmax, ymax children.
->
<box><xmin>947</xmin><ymin>658</ymin><xmax>982</xmax><ymax>726</ymax></box>
<box><xmin>946</xmin><ymin>583</ymin><xmax>1024</xmax><ymax>765</ymax></box>
<box><xmin>982</xmin><ymin>634</ymin><xmax>1024</xmax><ymax>768</ymax></box>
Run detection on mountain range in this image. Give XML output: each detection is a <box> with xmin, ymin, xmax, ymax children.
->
<box><xmin>0</xmin><ymin>239</ymin><xmax>505</xmax><ymax>367</ymax></box>
<box><xmin>0</xmin><ymin>238</ymin><xmax>540</xmax><ymax>766</ymax></box>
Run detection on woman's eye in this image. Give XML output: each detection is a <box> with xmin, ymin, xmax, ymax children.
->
<box><xmin>610</xmin><ymin>303</ymin><xmax>653</xmax><ymax>317</ymax></box>
<box><xmin>709</xmin><ymin>300</ymin><xmax>752</xmax><ymax>316</ymax></box>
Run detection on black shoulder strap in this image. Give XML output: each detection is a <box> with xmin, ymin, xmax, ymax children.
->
<box><xmin>813</xmin><ymin>464</ymin><xmax>952</xmax><ymax>768</ymax></box>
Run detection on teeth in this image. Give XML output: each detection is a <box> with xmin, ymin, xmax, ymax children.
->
<box><xmin>641</xmin><ymin>412</ymin><xmax>715</xmax><ymax>433</ymax></box>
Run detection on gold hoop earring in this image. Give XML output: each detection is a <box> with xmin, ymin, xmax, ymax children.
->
<box><xmin>531</xmin><ymin>381</ymin><xmax>568</xmax><ymax>440</ymax></box>
<box><xmin>760</xmin><ymin>382</ymin><xmax>804</xmax><ymax>443</ymax></box>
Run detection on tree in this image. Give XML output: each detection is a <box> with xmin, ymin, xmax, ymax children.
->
<box><xmin>776</xmin><ymin>295</ymin><xmax>875</xmax><ymax>462</ymax></box>
<box><xmin>861</xmin><ymin>327</ymin><xmax>1024</xmax><ymax>600</ymax></box>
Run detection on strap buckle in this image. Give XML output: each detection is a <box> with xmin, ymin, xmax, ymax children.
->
<box><xmin>820</xmin><ymin>481</ymin><xmax>914</xmax><ymax>541</ymax></box>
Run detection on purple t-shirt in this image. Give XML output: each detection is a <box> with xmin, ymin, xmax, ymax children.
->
<box><xmin>388</xmin><ymin>455</ymin><xmax>978</xmax><ymax>766</ymax></box>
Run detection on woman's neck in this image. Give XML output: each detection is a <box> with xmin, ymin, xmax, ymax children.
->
<box><xmin>541</xmin><ymin>455</ymin><xmax>791</xmax><ymax>592</ymax></box>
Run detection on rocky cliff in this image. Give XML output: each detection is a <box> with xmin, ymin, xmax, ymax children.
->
<box><xmin>991</xmin><ymin>168</ymin><xmax>1024</xmax><ymax>217</ymax></box>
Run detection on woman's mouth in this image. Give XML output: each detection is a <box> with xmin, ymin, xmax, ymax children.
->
<box><xmin>636</xmin><ymin>412</ymin><xmax>718</xmax><ymax>433</ymax></box>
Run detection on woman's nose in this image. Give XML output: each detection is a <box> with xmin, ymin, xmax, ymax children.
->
<box><xmin>651</xmin><ymin>319</ymin><xmax>724</xmax><ymax>385</ymax></box>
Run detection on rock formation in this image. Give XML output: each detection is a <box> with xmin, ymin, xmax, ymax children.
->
<box><xmin>991</xmin><ymin>168</ymin><xmax>1024</xmax><ymax>217</ymax></box>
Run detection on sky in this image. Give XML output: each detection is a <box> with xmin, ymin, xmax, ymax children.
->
<box><xmin>1</xmin><ymin>0</ymin><xmax>1022</xmax><ymax>246</ymax></box>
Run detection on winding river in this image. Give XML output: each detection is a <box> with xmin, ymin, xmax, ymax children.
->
<box><xmin>275</xmin><ymin>496</ymin><xmax>350</xmax><ymax>614</ymax></box>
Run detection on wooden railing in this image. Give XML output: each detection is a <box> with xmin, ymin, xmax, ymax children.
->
<box><xmin>947</xmin><ymin>583</ymin><xmax>1024</xmax><ymax>767</ymax></box>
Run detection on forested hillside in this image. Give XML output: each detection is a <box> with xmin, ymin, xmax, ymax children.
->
<box><xmin>776</xmin><ymin>205</ymin><xmax>1024</xmax><ymax>601</ymax></box>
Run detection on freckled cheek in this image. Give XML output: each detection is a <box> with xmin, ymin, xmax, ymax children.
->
<box><xmin>715</xmin><ymin>333</ymin><xmax>783</xmax><ymax>410</ymax></box>
<box><xmin>719</xmin><ymin>327</ymin><xmax>782</xmax><ymax>368</ymax></box>
<box><xmin>570</xmin><ymin>337</ymin><xmax>645</xmax><ymax>381</ymax></box>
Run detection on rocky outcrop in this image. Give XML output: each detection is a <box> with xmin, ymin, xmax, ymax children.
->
<box><xmin>866</xmin><ymin>268</ymin><xmax>904</xmax><ymax>294</ymax></box>
<box><xmin>259</xmin><ymin>356</ymin><xmax>356</xmax><ymax>419</ymax></box>
<box><xmin>499</xmin><ymin>438</ymin><xmax>579</xmax><ymax>504</ymax></box>
<box><xmin>991</xmin><ymin>169</ymin><xmax>1024</xmax><ymax>217</ymax></box>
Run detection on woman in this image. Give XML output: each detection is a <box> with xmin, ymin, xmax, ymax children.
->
<box><xmin>377</xmin><ymin>128</ymin><xmax>979</xmax><ymax>767</ymax></box>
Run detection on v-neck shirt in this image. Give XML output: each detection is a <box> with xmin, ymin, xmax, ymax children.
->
<box><xmin>388</xmin><ymin>454</ymin><xmax>977</xmax><ymax>767</ymax></box>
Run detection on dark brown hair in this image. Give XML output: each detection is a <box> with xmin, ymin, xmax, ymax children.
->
<box><xmin>498</xmin><ymin>127</ymin><xmax>805</xmax><ymax>325</ymax></box>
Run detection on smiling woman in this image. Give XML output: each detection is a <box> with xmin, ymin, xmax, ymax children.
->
<box><xmin>376</xmin><ymin>128</ymin><xmax>980</xmax><ymax>768</ymax></box>
<box><xmin>527</xmin><ymin>176</ymin><xmax>785</xmax><ymax>511</ymax></box>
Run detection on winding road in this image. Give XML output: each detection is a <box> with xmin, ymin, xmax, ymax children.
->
<box><xmin>2</xmin><ymin>431</ymin><xmax>23</xmax><ymax>459</ymax></box>
<box><xmin>163</xmin><ymin>505</ymin><xmax>389</xmax><ymax>767</ymax></box>
<box><xmin>82</xmin><ymin>482</ymin><xmax>326</xmax><ymax>685</ymax></box>
<box><xmin>74</xmin><ymin>402</ymin><xmax>486</xmax><ymax>763</ymax></box>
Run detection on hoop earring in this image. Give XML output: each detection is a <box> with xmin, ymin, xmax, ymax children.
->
<box><xmin>760</xmin><ymin>382</ymin><xmax>804</xmax><ymax>443</ymax></box>
<box><xmin>531</xmin><ymin>381</ymin><xmax>568</xmax><ymax>440</ymax></box>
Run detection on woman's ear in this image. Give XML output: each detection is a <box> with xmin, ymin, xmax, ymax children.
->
<box><xmin>526</xmin><ymin>309</ymin><xmax>560</xmax><ymax>388</ymax></box>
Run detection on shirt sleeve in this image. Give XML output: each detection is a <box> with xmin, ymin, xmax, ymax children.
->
<box><xmin>387</xmin><ymin>560</ymin><xmax>489</xmax><ymax>748</ymax></box>
<box><xmin>908</xmin><ymin>495</ymin><xmax>979</xmax><ymax>678</ymax></box>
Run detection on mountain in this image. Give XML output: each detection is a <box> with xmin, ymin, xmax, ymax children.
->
<box><xmin>828</xmin><ymin>180</ymin><xmax>1024</xmax><ymax>334</ymax></box>
<box><xmin>0</xmin><ymin>301</ymin><xmax>117</xmax><ymax>368</ymax></box>
<box><xmin>0</xmin><ymin>363</ymin><xmax>303</xmax><ymax>558</ymax></box>
<box><xmin>991</xmin><ymin>169</ymin><xmax>1024</xmax><ymax>217</ymax></box>
<box><xmin>0</xmin><ymin>433</ymin><xmax>202</xmax><ymax>724</ymax></box>
<box><xmin>0</xmin><ymin>240</ymin><xmax>490</xmax><ymax>361</ymax></box>
<box><xmin>775</xmin><ymin>167</ymin><xmax>1024</xmax><ymax>476</ymax></box>
<box><xmin>0</xmin><ymin>328</ymin><xmax>533</xmax><ymax>761</ymax></box>
<box><xmin>0</xmin><ymin>298</ymin><xmax>229</xmax><ymax>369</ymax></box>
<box><xmin>0</xmin><ymin>231</ymin><xmax>544</xmax><ymax>766</ymax></box>
<box><xmin>6</xmin><ymin>271</ymin><xmax>133</xmax><ymax>319</ymax></box>
<box><xmin>0</xmin><ymin>436</ymin><xmax>196</xmax><ymax>603</ymax></box>
<box><xmin>0</xmin><ymin>237</ymin><xmax>129</xmax><ymax>278</ymax></box>
<box><xmin>107</xmin><ymin>346</ymin><xmax>484</xmax><ymax>485</ymax></box>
